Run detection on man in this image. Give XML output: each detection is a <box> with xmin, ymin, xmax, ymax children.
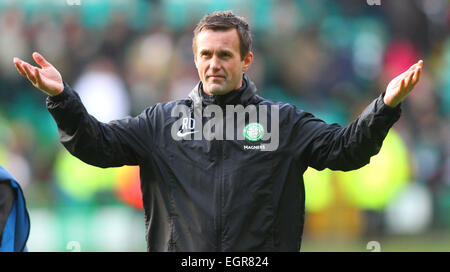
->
<box><xmin>13</xmin><ymin>11</ymin><xmax>422</xmax><ymax>251</ymax></box>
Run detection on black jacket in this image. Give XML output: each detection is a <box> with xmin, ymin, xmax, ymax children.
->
<box><xmin>46</xmin><ymin>74</ymin><xmax>401</xmax><ymax>251</ymax></box>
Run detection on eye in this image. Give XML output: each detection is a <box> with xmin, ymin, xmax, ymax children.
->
<box><xmin>200</xmin><ymin>51</ymin><xmax>211</xmax><ymax>58</ymax></box>
<box><xmin>221</xmin><ymin>52</ymin><xmax>231</xmax><ymax>58</ymax></box>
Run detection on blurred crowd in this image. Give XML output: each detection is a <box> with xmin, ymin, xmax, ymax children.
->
<box><xmin>0</xmin><ymin>0</ymin><xmax>449</xmax><ymax>250</ymax></box>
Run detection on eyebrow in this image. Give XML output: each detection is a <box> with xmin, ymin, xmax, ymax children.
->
<box><xmin>199</xmin><ymin>49</ymin><xmax>233</xmax><ymax>55</ymax></box>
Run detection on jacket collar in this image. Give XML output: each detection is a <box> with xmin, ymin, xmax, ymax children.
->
<box><xmin>188</xmin><ymin>73</ymin><xmax>258</xmax><ymax>108</ymax></box>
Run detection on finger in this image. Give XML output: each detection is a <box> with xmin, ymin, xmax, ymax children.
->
<box><xmin>411</xmin><ymin>60</ymin><xmax>423</xmax><ymax>72</ymax></box>
<box><xmin>396</xmin><ymin>69</ymin><xmax>412</xmax><ymax>81</ymax></box>
<box><xmin>32</xmin><ymin>52</ymin><xmax>51</xmax><ymax>68</ymax></box>
<box><xmin>401</xmin><ymin>60</ymin><xmax>422</xmax><ymax>77</ymax></box>
<box><xmin>412</xmin><ymin>67</ymin><xmax>421</xmax><ymax>85</ymax></box>
<box><xmin>23</xmin><ymin>62</ymin><xmax>37</xmax><ymax>84</ymax></box>
<box><xmin>34</xmin><ymin>67</ymin><xmax>43</xmax><ymax>88</ymax></box>
<box><xmin>405</xmin><ymin>70</ymin><xmax>414</xmax><ymax>87</ymax></box>
<box><xmin>399</xmin><ymin>70</ymin><xmax>413</xmax><ymax>84</ymax></box>
<box><xmin>13</xmin><ymin>58</ymin><xmax>28</xmax><ymax>78</ymax></box>
<box><xmin>408</xmin><ymin>63</ymin><xmax>418</xmax><ymax>72</ymax></box>
<box><xmin>406</xmin><ymin>60</ymin><xmax>424</xmax><ymax>72</ymax></box>
<box><xmin>400</xmin><ymin>78</ymin><xmax>406</xmax><ymax>91</ymax></box>
<box><xmin>13</xmin><ymin>57</ymin><xmax>22</xmax><ymax>67</ymax></box>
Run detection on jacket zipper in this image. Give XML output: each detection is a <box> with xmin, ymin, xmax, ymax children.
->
<box><xmin>217</xmin><ymin>139</ymin><xmax>224</xmax><ymax>251</ymax></box>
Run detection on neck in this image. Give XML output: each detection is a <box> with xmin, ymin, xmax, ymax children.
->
<box><xmin>200</xmin><ymin>75</ymin><xmax>248</xmax><ymax>106</ymax></box>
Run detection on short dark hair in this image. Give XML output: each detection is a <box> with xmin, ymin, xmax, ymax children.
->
<box><xmin>193</xmin><ymin>10</ymin><xmax>252</xmax><ymax>60</ymax></box>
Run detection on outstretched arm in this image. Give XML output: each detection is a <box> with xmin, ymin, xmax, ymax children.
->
<box><xmin>294</xmin><ymin>60</ymin><xmax>423</xmax><ymax>171</ymax></box>
<box><xmin>13</xmin><ymin>53</ymin><xmax>152</xmax><ymax>167</ymax></box>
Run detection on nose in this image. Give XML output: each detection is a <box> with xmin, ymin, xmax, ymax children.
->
<box><xmin>210</xmin><ymin>56</ymin><xmax>221</xmax><ymax>71</ymax></box>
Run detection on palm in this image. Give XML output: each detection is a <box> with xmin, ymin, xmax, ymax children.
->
<box><xmin>13</xmin><ymin>52</ymin><xmax>64</xmax><ymax>96</ymax></box>
<box><xmin>37</xmin><ymin>66</ymin><xmax>63</xmax><ymax>94</ymax></box>
<box><xmin>387</xmin><ymin>74</ymin><xmax>403</xmax><ymax>93</ymax></box>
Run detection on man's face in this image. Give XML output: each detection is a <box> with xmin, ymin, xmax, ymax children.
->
<box><xmin>194</xmin><ymin>28</ymin><xmax>253</xmax><ymax>95</ymax></box>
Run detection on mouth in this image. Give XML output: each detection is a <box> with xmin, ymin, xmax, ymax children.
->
<box><xmin>207</xmin><ymin>75</ymin><xmax>226</xmax><ymax>80</ymax></box>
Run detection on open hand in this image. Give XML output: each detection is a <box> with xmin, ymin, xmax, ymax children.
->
<box><xmin>384</xmin><ymin>60</ymin><xmax>423</xmax><ymax>108</ymax></box>
<box><xmin>13</xmin><ymin>52</ymin><xmax>64</xmax><ymax>96</ymax></box>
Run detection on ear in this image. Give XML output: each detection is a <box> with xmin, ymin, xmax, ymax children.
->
<box><xmin>193</xmin><ymin>50</ymin><xmax>199</xmax><ymax>69</ymax></box>
<box><xmin>242</xmin><ymin>52</ymin><xmax>253</xmax><ymax>72</ymax></box>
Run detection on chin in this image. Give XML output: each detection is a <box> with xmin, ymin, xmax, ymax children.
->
<box><xmin>205</xmin><ymin>84</ymin><xmax>231</xmax><ymax>95</ymax></box>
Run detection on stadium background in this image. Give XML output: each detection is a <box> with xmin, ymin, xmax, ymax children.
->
<box><xmin>0</xmin><ymin>0</ymin><xmax>449</xmax><ymax>251</ymax></box>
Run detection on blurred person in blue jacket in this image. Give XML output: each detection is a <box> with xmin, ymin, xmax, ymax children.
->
<box><xmin>0</xmin><ymin>166</ymin><xmax>30</xmax><ymax>252</ymax></box>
